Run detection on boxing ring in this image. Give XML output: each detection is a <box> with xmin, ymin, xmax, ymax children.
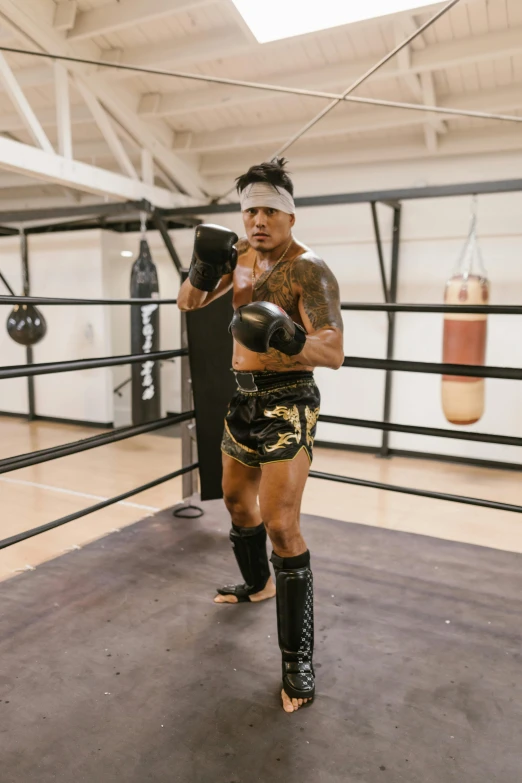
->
<box><xmin>1</xmin><ymin>182</ymin><xmax>521</xmax><ymax>782</ymax></box>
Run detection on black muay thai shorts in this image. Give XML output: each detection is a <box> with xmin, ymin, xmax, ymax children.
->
<box><xmin>221</xmin><ymin>370</ymin><xmax>321</xmax><ymax>468</ymax></box>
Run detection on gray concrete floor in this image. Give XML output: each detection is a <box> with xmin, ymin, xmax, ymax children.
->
<box><xmin>1</xmin><ymin>501</ymin><xmax>521</xmax><ymax>783</ymax></box>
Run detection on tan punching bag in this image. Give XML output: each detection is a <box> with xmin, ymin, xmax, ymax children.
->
<box><xmin>442</xmin><ymin>197</ymin><xmax>489</xmax><ymax>425</ymax></box>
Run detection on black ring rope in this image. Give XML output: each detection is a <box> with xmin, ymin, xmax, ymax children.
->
<box><xmin>309</xmin><ymin>470</ymin><xmax>522</xmax><ymax>514</ymax></box>
<box><xmin>0</xmin><ymin>411</ymin><xmax>194</xmax><ymax>475</ymax></box>
<box><xmin>343</xmin><ymin>356</ymin><xmax>522</xmax><ymax>381</ymax></box>
<box><xmin>0</xmin><ymin>463</ymin><xmax>199</xmax><ymax>551</ymax></box>
<box><xmin>1</xmin><ymin>297</ymin><xmax>520</xmax><ymax>313</ymax></box>
<box><xmin>340</xmin><ymin>303</ymin><xmax>522</xmax><ymax>314</ymax></box>
<box><xmin>0</xmin><ymin>295</ymin><xmax>180</xmax><ymax>306</ymax></box>
<box><xmin>319</xmin><ymin>414</ymin><xmax>522</xmax><ymax>448</ymax></box>
<box><xmin>0</xmin><ymin>348</ymin><xmax>187</xmax><ymax>380</ymax></box>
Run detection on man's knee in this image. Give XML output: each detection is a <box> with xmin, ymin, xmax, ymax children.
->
<box><xmin>223</xmin><ymin>489</ymin><xmax>254</xmax><ymax>526</ymax></box>
<box><xmin>264</xmin><ymin>515</ymin><xmax>300</xmax><ymax>553</ymax></box>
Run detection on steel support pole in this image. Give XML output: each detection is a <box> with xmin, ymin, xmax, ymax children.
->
<box><xmin>380</xmin><ymin>205</ymin><xmax>402</xmax><ymax>458</ymax></box>
<box><xmin>370</xmin><ymin>202</ymin><xmax>391</xmax><ymax>329</ymax></box>
<box><xmin>180</xmin><ymin>310</ymin><xmax>198</xmax><ymax>500</ymax></box>
<box><xmin>20</xmin><ymin>230</ymin><xmax>36</xmax><ymax>421</ymax></box>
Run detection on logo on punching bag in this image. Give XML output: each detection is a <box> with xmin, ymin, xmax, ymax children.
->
<box><xmin>140</xmin><ymin>302</ymin><xmax>158</xmax><ymax>401</ymax></box>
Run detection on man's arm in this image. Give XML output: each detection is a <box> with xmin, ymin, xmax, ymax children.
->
<box><xmin>177</xmin><ymin>272</ymin><xmax>233</xmax><ymax>311</ymax></box>
<box><xmin>258</xmin><ymin>256</ymin><xmax>344</xmax><ymax>371</ymax></box>
<box><xmin>295</xmin><ymin>256</ymin><xmax>344</xmax><ymax>369</ymax></box>
<box><xmin>177</xmin><ymin>237</ymin><xmax>249</xmax><ymax>312</ymax></box>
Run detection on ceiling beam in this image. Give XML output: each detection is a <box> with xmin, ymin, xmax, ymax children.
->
<box><xmin>54</xmin><ymin>61</ymin><xmax>72</xmax><ymax>158</ymax></box>
<box><xmin>75</xmin><ymin>77</ymin><xmax>139</xmax><ymax>179</ymax></box>
<box><xmin>0</xmin><ymin>134</ymin><xmax>191</xmax><ymax>206</ymax></box>
<box><xmin>420</xmin><ymin>71</ymin><xmax>442</xmax><ymax>152</ymax></box>
<box><xmin>394</xmin><ymin>16</ymin><xmax>446</xmax><ymax>140</ymax></box>
<box><xmin>0</xmin><ymin>51</ymin><xmax>54</xmax><ymax>152</ymax></box>
<box><xmin>67</xmin><ymin>0</ymin><xmax>217</xmax><ymax>41</ymax></box>
<box><xmin>138</xmin><ymin>24</ymin><xmax>522</xmax><ymax>118</ymax></box>
<box><xmin>200</xmin><ymin>126</ymin><xmax>522</xmax><ymax>179</ymax></box>
<box><xmin>172</xmin><ymin>85</ymin><xmax>522</xmax><ymax>154</ymax></box>
<box><xmin>53</xmin><ymin>1</ymin><xmax>77</xmax><ymax>32</ymax></box>
<box><xmin>0</xmin><ymin>0</ymin><xmax>209</xmax><ymax>198</ymax></box>
<box><xmin>99</xmin><ymin>27</ymin><xmax>244</xmax><ymax>75</ymax></box>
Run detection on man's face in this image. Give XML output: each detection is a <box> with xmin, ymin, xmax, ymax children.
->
<box><xmin>242</xmin><ymin>207</ymin><xmax>295</xmax><ymax>252</ymax></box>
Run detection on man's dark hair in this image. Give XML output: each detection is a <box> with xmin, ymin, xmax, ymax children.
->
<box><xmin>235</xmin><ymin>158</ymin><xmax>294</xmax><ymax>196</ymax></box>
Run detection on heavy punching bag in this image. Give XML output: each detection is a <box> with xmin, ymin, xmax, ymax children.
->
<box><xmin>442</xmin><ymin>198</ymin><xmax>489</xmax><ymax>426</ymax></box>
<box><xmin>130</xmin><ymin>236</ymin><xmax>161</xmax><ymax>424</ymax></box>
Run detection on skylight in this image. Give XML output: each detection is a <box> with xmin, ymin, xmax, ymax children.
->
<box><xmin>231</xmin><ymin>1</ymin><xmax>439</xmax><ymax>43</ymax></box>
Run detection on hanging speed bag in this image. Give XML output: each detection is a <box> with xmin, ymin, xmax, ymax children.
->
<box><xmin>130</xmin><ymin>239</ymin><xmax>161</xmax><ymax>424</ymax></box>
<box><xmin>7</xmin><ymin>303</ymin><xmax>47</xmax><ymax>346</ymax></box>
<box><xmin>442</xmin><ymin>274</ymin><xmax>489</xmax><ymax>426</ymax></box>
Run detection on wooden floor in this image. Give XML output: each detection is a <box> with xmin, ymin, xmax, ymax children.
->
<box><xmin>1</xmin><ymin>415</ymin><xmax>521</xmax><ymax>581</ymax></box>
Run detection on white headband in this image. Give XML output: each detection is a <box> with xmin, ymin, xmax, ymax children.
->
<box><xmin>239</xmin><ymin>182</ymin><xmax>295</xmax><ymax>215</ymax></box>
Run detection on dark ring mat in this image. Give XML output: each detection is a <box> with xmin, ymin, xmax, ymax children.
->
<box><xmin>1</xmin><ymin>501</ymin><xmax>521</xmax><ymax>783</ymax></box>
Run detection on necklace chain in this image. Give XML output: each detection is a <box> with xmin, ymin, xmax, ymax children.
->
<box><xmin>252</xmin><ymin>238</ymin><xmax>293</xmax><ymax>291</ymax></box>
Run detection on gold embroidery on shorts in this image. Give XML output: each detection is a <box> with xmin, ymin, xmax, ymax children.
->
<box><xmin>224</xmin><ymin>419</ymin><xmax>257</xmax><ymax>454</ymax></box>
<box><xmin>304</xmin><ymin>406</ymin><xmax>320</xmax><ymax>447</ymax></box>
<box><xmin>263</xmin><ymin>404</ymin><xmax>301</xmax><ymax>452</ymax></box>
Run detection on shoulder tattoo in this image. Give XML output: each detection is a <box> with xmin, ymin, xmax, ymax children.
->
<box><xmin>292</xmin><ymin>256</ymin><xmax>343</xmax><ymax>332</ymax></box>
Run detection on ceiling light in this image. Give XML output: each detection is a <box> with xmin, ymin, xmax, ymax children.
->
<box><xmin>120</xmin><ymin>250</ymin><xmax>133</xmax><ymax>258</ymax></box>
<box><xmin>231</xmin><ymin>1</ymin><xmax>439</xmax><ymax>43</ymax></box>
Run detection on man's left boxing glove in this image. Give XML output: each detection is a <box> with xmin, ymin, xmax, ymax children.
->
<box><xmin>230</xmin><ymin>301</ymin><xmax>307</xmax><ymax>356</ymax></box>
<box><xmin>189</xmin><ymin>224</ymin><xmax>239</xmax><ymax>292</ymax></box>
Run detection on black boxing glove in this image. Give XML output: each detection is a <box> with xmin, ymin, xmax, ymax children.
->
<box><xmin>189</xmin><ymin>224</ymin><xmax>239</xmax><ymax>292</ymax></box>
<box><xmin>230</xmin><ymin>301</ymin><xmax>307</xmax><ymax>356</ymax></box>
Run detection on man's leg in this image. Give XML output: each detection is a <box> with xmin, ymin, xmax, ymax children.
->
<box><xmin>214</xmin><ymin>453</ymin><xmax>275</xmax><ymax>604</ymax></box>
<box><xmin>259</xmin><ymin>448</ymin><xmax>314</xmax><ymax>713</ymax></box>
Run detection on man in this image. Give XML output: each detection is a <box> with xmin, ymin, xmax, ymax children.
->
<box><xmin>178</xmin><ymin>159</ymin><xmax>344</xmax><ymax>713</ymax></box>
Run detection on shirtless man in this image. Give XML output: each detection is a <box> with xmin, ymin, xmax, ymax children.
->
<box><xmin>177</xmin><ymin>159</ymin><xmax>344</xmax><ymax>713</ymax></box>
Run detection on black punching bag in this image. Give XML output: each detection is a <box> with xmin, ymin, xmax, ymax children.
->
<box><xmin>130</xmin><ymin>239</ymin><xmax>161</xmax><ymax>424</ymax></box>
<box><xmin>7</xmin><ymin>303</ymin><xmax>47</xmax><ymax>346</ymax></box>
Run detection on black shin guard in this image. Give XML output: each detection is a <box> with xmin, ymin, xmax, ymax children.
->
<box><xmin>216</xmin><ymin>523</ymin><xmax>271</xmax><ymax>602</ymax></box>
<box><xmin>270</xmin><ymin>550</ymin><xmax>315</xmax><ymax>701</ymax></box>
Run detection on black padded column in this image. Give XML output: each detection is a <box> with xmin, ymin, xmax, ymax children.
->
<box><xmin>186</xmin><ymin>289</ymin><xmax>236</xmax><ymax>500</ymax></box>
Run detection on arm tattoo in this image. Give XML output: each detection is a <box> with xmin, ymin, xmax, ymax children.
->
<box><xmin>292</xmin><ymin>256</ymin><xmax>343</xmax><ymax>332</ymax></box>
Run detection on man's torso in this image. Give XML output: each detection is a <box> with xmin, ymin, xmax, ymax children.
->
<box><xmin>231</xmin><ymin>239</ymin><xmax>318</xmax><ymax>372</ymax></box>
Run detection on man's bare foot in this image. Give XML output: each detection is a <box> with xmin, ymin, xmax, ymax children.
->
<box><xmin>281</xmin><ymin>688</ymin><xmax>313</xmax><ymax>713</ymax></box>
<box><xmin>213</xmin><ymin>576</ymin><xmax>276</xmax><ymax>604</ymax></box>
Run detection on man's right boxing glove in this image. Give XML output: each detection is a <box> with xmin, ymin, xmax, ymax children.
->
<box><xmin>188</xmin><ymin>224</ymin><xmax>239</xmax><ymax>292</ymax></box>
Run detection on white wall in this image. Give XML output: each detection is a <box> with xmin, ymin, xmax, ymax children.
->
<box><xmin>0</xmin><ymin>230</ymin><xmax>113</xmax><ymax>423</ymax></box>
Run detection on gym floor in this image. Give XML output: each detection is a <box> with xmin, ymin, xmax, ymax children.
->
<box><xmin>1</xmin><ymin>495</ymin><xmax>521</xmax><ymax>783</ymax></box>
<box><xmin>1</xmin><ymin>415</ymin><xmax>522</xmax><ymax>583</ymax></box>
